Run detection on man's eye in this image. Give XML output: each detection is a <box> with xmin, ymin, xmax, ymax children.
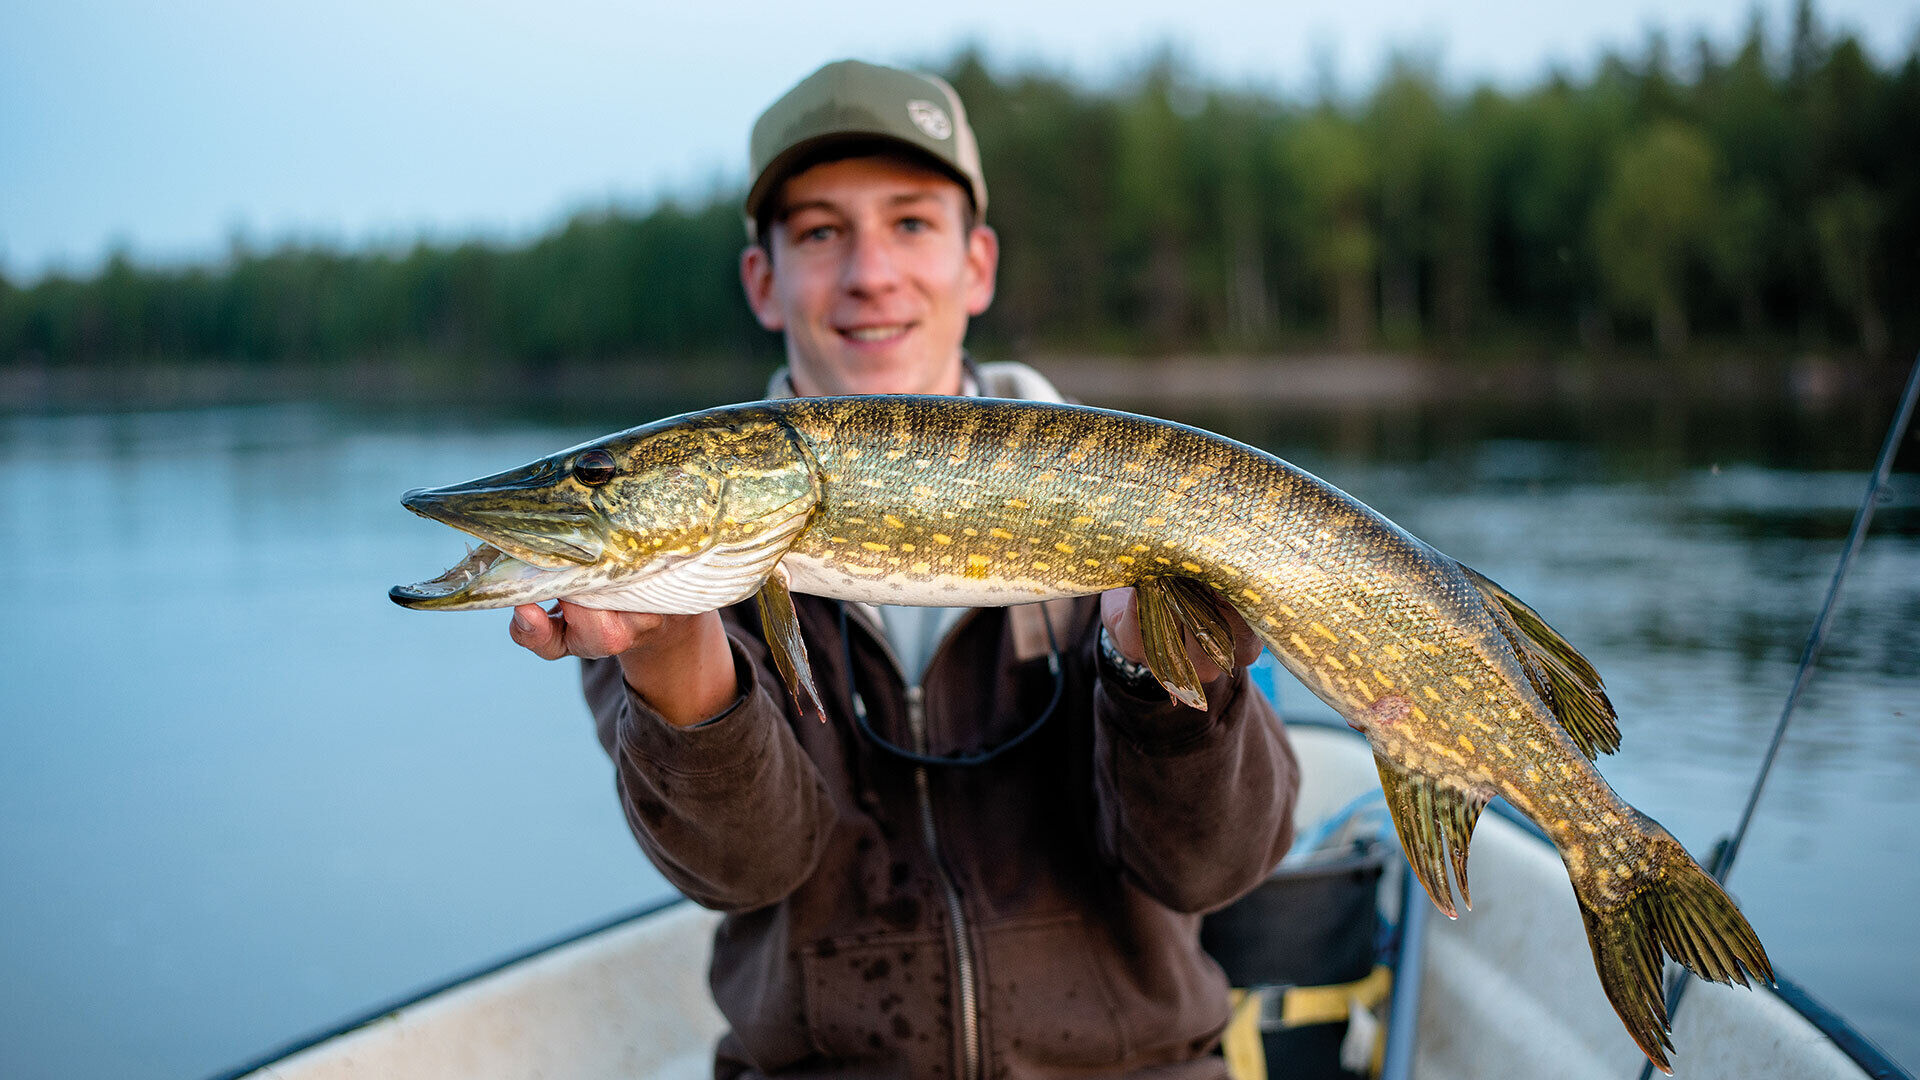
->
<box><xmin>899</xmin><ymin>217</ymin><xmax>930</xmax><ymax>234</ymax></box>
<box><xmin>796</xmin><ymin>224</ymin><xmax>836</xmax><ymax>243</ymax></box>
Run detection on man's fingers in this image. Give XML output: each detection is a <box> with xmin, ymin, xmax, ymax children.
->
<box><xmin>1226</xmin><ymin>608</ymin><xmax>1265</xmax><ymax>666</ymax></box>
<box><xmin>556</xmin><ymin>602</ymin><xmax>667</xmax><ymax>659</ymax></box>
<box><xmin>1102</xmin><ymin>584</ymin><xmax>1263</xmax><ymax>682</ymax></box>
<box><xmin>509</xmin><ymin>601</ymin><xmax>677</xmax><ymax>662</ymax></box>
<box><xmin>509</xmin><ymin>603</ymin><xmax>571</xmax><ymax>660</ymax></box>
<box><xmin>1099</xmin><ymin>588</ymin><xmax>1143</xmax><ymax>660</ymax></box>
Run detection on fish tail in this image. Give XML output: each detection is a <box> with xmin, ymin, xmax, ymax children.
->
<box><xmin>1571</xmin><ymin>812</ymin><xmax>1774</xmax><ymax>1075</ymax></box>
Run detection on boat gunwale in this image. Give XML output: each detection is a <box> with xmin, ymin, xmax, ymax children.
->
<box><xmin>202</xmin><ymin>717</ymin><xmax>1914</xmax><ymax>1080</ymax></box>
<box><xmin>202</xmin><ymin>894</ymin><xmax>688</xmax><ymax>1080</ymax></box>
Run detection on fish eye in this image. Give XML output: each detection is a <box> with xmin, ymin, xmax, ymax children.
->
<box><xmin>572</xmin><ymin>449</ymin><xmax>617</xmax><ymax>486</ymax></box>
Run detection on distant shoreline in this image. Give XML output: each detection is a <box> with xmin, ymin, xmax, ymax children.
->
<box><xmin>1036</xmin><ymin>353</ymin><xmax>1879</xmax><ymax>410</ymax></box>
<box><xmin>0</xmin><ymin>352</ymin><xmax>1893</xmax><ymax>414</ymax></box>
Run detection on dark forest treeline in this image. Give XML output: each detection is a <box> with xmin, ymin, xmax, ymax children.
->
<box><xmin>3</xmin><ymin>2</ymin><xmax>1914</xmax><ymax>371</ymax></box>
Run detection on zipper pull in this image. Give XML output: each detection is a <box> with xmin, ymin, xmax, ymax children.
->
<box><xmin>906</xmin><ymin>685</ymin><xmax>928</xmax><ymax>751</ymax></box>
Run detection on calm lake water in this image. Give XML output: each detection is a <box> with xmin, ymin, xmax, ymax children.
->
<box><xmin>1</xmin><ymin>387</ymin><xmax>1915</xmax><ymax>1078</ymax></box>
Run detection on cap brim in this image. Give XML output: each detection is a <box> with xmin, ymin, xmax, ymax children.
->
<box><xmin>744</xmin><ymin>133</ymin><xmax>978</xmax><ymax>228</ymax></box>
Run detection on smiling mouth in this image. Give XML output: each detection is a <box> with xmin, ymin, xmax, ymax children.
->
<box><xmin>840</xmin><ymin>323</ymin><xmax>913</xmax><ymax>343</ymax></box>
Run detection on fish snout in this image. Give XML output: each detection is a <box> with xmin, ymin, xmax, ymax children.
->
<box><xmin>400</xmin><ymin>482</ymin><xmax>603</xmax><ymax>568</ymax></box>
<box><xmin>400</xmin><ymin>487</ymin><xmax>440</xmax><ymax>517</ymax></box>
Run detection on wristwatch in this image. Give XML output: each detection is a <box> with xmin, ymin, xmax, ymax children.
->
<box><xmin>1097</xmin><ymin>626</ymin><xmax>1161</xmax><ymax>692</ymax></box>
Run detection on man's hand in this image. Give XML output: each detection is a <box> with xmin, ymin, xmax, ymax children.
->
<box><xmin>1099</xmin><ymin>587</ymin><xmax>1263</xmax><ymax>686</ymax></box>
<box><xmin>511</xmin><ymin>603</ymin><xmax>738</xmax><ymax>727</ymax></box>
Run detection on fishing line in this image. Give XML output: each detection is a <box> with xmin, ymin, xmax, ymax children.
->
<box><xmin>1634</xmin><ymin>349</ymin><xmax>1920</xmax><ymax>1080</ymax></box>
<box><xmin>1715</xmin><ymin>351</ymin><xmax>1920</xmax><ymax>885</ymax></box>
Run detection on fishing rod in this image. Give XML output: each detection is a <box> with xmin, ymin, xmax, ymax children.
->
<box><xmin>1634</xmin><ymin>349</ymin><xmax>1920</xmax><ymax>1080</ymax></box>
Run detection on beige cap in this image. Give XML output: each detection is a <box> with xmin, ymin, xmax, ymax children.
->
<box><xmin>745</xmin><ymin>60</ymin><xmax>987</xmax><ymax>235</ymax></box>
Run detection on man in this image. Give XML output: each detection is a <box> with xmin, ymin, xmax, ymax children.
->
<box><xmin>511</xmin><ymin>60</ymin><xmax>1298</xmax><ymax>1080</ymax></box>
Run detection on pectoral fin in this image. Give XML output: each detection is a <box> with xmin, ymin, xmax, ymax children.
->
<box><xmin>1134</xmin><ymin>576</ymin><xmax>1237</xmax><ymax>710</ymax></box>
<box><xmin>755</xmin><ymin>563</ymin><xmax>826</xmax><ymax>723</ymax></box>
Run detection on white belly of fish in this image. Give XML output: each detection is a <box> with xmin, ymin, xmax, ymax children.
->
<box><xmin>780</xmin><ymin>550</ymin><xmax>1093</xmax><ymax>607</ymax></box>
<box><xmin>563</xmin><ymin>507</ymin><xmax>817</xmax><ymax>614</ymax></box>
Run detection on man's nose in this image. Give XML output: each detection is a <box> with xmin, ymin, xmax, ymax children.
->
<box><xmin>840</xmin><ymin>228</ymin><xmax>900</xmax><ymax>295</ymax></box>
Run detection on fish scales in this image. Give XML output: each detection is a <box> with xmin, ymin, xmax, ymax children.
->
<box><xmin>392</xmin><ymin>394</ymin><xmax>1772</xmax><ymax>1073</ymax></box>
<box><xmin>787</xmin><ymin>402</ymin><xmax>1664</xmax><ymax>893</ymax></box>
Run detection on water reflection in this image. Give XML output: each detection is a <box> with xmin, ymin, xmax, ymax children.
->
<box><xmin>0</xmin><ymin>398</ymin><xmax>1914</xmax><ymax>1079</ymax></box>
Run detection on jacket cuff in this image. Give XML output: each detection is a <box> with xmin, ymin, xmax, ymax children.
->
<box><xmin>615</xmin><ymin>633</ymin><xmax>774</xmax><ymax>774</ymax></box>
<box><xmin>1097</xmin><ymin>665</ymin><xmax>1246</xmax><ymax>755</ymax></box>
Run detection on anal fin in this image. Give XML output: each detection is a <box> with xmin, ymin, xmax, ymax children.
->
<box><xmin>1374</xmin><ymin>754</ymin><xmax>1489</xmax><ymax>918</ymax></box>
<box><xmin>1134</xmin><ymin>576</ymin><xmax>1236</xmax><ymax>710</ymax></box>
<box><xmin>755</xmin><ymin>563</ymin><xmax>826</xmax><ymax>722</ymax></box>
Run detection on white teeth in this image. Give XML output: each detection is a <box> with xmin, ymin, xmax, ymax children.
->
<box><xmin>844</xmin><ymin>325</ymin><xmax>907</xmax><ymax>342</ymax></box>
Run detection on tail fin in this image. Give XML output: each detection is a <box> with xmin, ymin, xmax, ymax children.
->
<box><xmin>1572</xmin><ymin>813</ymin><xmax>1774</xmax><ymax>1074</ymax></box>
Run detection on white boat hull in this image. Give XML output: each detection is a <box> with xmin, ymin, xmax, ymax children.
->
<box><xmin>227</xmin><ymin>723</ymin><xmax>1901</xmax><ymax>1080</ymax></box>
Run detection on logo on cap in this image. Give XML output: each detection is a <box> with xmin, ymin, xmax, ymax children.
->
<box><xmin>906</xmin><ymin>100</ymin><xmax>952</xmax><ymax>140</ymax></box>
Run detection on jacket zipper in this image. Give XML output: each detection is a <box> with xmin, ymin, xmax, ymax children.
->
<box><xmin>907</xmin><ymin>685</ymin><xmax>982</xmax><ymax>1080</ymax></box>
<box><xmin>845</xmin><ymin>606</ymin><xmax>983</xmax><ymax>1080</ymax></box>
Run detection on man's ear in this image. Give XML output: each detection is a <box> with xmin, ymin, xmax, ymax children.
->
<box><xmin>964</xmin><ymin>224</ymin><xmax>999</xmax><ymax>317</ymax></box>
<box><xmin>740</xmin><ymin>243</ymin><xmax>784</xmax><ymax>331</ymax></box>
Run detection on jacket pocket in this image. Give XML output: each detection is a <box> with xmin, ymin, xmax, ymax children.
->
<box><xmin>801</xmin><ymin>928</ymin><xmax>952</xmax><ymax>1064</ymax></box>
<box><xmin>979</xmin><ymin>911</ymin><xmax>1131</xmax><ymax>1067</ymax></box>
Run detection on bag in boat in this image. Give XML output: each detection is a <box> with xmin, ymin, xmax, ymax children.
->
<box><xmin>1201</xmin><ymin>833</ymin><xmax>1391</xmax><ymax>1079</ymax></box>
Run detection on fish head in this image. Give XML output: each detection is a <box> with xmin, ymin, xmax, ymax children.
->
<box><xmin>391</xmin><ymin>408</ymin><xmax>818</xmax><ymax>611</ymax></box>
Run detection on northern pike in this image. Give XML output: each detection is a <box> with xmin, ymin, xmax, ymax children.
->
<box><xmin>391</xmin><ymin>395</ymin><xmax>1771</xmax><ymax>1071</ymax></box>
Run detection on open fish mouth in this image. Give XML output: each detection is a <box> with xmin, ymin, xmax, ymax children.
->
<box><xmin>389</xmin><ymin>543</ymin><xmax>570</xmax><ymax>610</ymax></box>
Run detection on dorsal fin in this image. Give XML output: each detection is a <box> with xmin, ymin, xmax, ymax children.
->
<box><xmin>1463</xmin><ymin>566</ymin><xmax>1621</xmax><ymax>758</ymax></box>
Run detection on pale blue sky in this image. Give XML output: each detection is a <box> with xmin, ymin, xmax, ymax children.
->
<box><xmin>2</xmin><ymin>0</ymin><xmax>1913</xmax><ymax>279</ymax></box>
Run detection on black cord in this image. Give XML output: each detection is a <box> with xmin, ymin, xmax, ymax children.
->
<box><xmin>838</xmin><ymin>602</ymin><xmax>1064</xmax><ymax>767</ymax></box>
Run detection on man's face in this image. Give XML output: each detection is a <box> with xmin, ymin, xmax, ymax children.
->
<box><xmin>740</xmin><ymin>154</ymin><xmax>997</xmax><ymax>397</ymax></box>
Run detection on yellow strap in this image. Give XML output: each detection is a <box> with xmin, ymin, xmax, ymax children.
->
<box><xmin>1224</xmin><ymin>967</ymin><xmax>1394</xmax><ymax>1080</ymax></box>
<box><xmin>1222</xmin><ymin>988</ymin><xmax>1268</xmax><ymax>1080</ymax></box>
<box><xmin>1278</xmin><ymin>965</ymin><xmax>1393</xmax><ymax>1027</ymax></box>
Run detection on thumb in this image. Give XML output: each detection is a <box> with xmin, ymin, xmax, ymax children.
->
<box><xmin>509</xmin><ymin>603</ymin><xmax>567</xmax><ymax>660</ymax></box>
<box><xmin>1226</xmin><ymin>608</ymin><xmax>1265</xmax><ymax>667</ymax></box>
